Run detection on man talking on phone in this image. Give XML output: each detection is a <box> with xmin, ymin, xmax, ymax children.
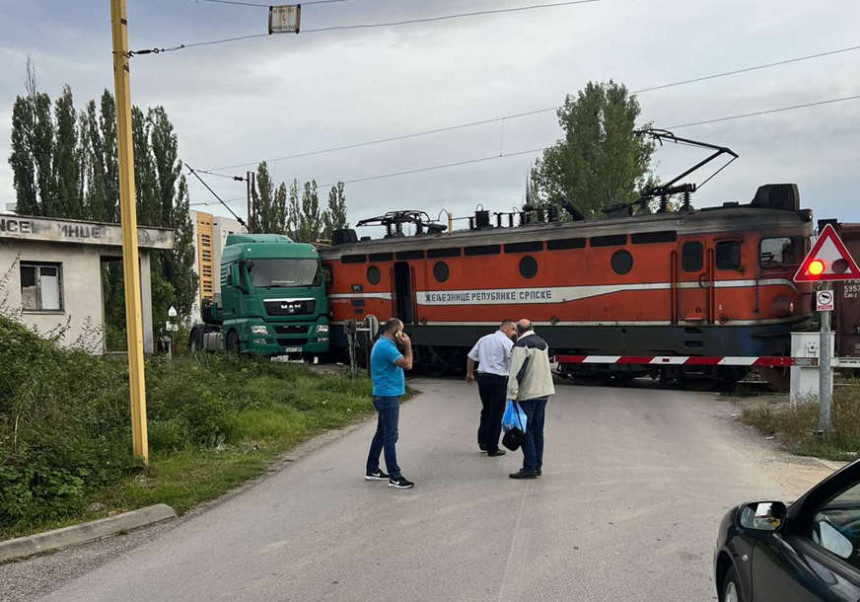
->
<box><xmin>365</xmin><ymin>318</ymin><xmax>415</xmax><ymax>489</ymax></box>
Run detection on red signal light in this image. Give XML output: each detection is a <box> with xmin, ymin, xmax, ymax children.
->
<box><xmin>808</xmin><ymin>259</ymin><xmax>826</xmax><ymax>276</ymax></box>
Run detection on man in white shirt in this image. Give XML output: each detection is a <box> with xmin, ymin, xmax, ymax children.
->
<box><xmin>466</xmin><ymin>319</ymin><xmax>517</xmax><ymax>456</ymax></box>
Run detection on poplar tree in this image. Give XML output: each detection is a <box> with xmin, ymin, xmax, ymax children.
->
<box><xmin>296</xmin><ymin>180</ymin><xmax>323</xmax><ymax>243</ymax></box>
<box><xmin>532</xmin><ymin>81</ymin><xmax>655</xmax><ymax>217</ymax></box>
<box><xmin>52</xmin><ymin>85</ymin><xmax>83</xmax><ymax>219</ymax></box>
<box><xmin>252</xmin><ymin>162</ymin><xmax>288</xmax><ymax>234</ymax></box>
<box><xmin>322</xmin><ymin>181</ymin><xmax>348</xmax><ymax>239</ymax></box>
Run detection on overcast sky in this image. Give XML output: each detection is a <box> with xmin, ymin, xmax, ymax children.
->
<box><xmin>1</xmin><ymin>0</ymin><xmax>859</xmax><ymax>232</ymax></box>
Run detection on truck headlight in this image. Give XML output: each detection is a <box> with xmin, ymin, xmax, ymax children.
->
<box><xmin>315</xmin><ymin>324</ymin><xmax>329</xmax><ymax>333</ymax></box>
<box><xmin>251</xmin><ymin>325</ymin><xmax>268</xmax><ymax>334</ymax></box>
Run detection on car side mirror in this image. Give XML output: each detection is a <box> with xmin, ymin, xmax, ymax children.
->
<box><xmin>739</xmin><ymin>501</ymin><xmax>787</xmax><ymax>532</ymax></box>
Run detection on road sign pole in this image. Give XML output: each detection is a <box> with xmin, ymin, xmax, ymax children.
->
<box><xmin>819</xmin><ymin>287</ymin><xmax>833</xmax><ymax>432</ymax></box>
<box><xmin>111</xmin><ymin>0</ymin><xmax>149</xmax><ymax>463</ymax></box>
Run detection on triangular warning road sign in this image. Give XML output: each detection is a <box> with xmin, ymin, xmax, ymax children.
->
<box><xmin>794</xmin><ymin>224</ymin><xmax>860</xmax><ymax>282</ymax></box>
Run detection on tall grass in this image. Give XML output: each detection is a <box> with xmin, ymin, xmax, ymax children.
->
<box><xmin>741</xmin><ymin>383</ymin><xmax>860</xmax><ymax>460</ymax></box>
<box><xmin>0</xmin><ymin>314</ymin><xmax>373</xmax><ymax>539</ymax></box>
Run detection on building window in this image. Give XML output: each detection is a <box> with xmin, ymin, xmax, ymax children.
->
<box><xmin>367</xmin><ymin>265</ymin><xmax>381</xmax><ymax>285</ymax></box>
<box><xmin>433</xmin><ymin>261</ymin><xmax>449</xmax><ymax>283</ymax></box>
<box><xmin>610</xmin><ymin>250</ymin><xmax>633</xmax><ymax>275</ymax></box>
<box><xmin>519</xmin><ymin>256</ymin><xmax>538</xmax><ymax>279</ymax></box>
<box><xmin>682</xmin><ymin>241</ymin><xmax>703</xmax><ymax>272</ymax></box>
<box><xmin>716</xmin><ymin>241</ymin><xmax>741</xmax><ymax>270</ymax></box>
<box><xmin>21</xmin><ymin>262</ymin><xmax>63</xmax><ymax>311</ymax></box>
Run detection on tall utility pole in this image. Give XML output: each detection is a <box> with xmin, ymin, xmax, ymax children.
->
<box><xmin>111</xmin><ymin>0</ymin><xmax>149</xmax><ymax>463</ymax></box>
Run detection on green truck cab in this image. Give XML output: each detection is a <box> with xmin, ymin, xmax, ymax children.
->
<box><xmin>189</xmin><ymin>233</ymin><xmax>329</xmax><ymax>357</ymax></box>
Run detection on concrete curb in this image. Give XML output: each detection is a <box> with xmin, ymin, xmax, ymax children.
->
<box><xmin>0</xmin><ymin>503</ymin><xmax>176</xmax><ymax>564</ymax></box>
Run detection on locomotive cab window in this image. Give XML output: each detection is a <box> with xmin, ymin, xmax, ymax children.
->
<box><xmin>760</xmin><ymin>237</ymin><xmax>800</xmax><ymax>268</ymax></box>
<box><xmin>682</xmin><ymin>241</ymin><xmax>703</xmax><ymax>272</ymax></box>
<box><xmin>366</xmin><ymin>265</ymin><xmax>381</xmax><ymax>285</ymax></box>
<box><xmin>716</xmin><ymin>241</ymin><xmax>741</xmax><ymax>270</ymax></box>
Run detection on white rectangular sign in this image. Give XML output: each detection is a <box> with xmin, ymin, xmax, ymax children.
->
<box><xmin>817</xmin><ymin>290</ymin><xmax>835</xmax><ymax>312</ymax></box>
<box><xmin>269</xmin><ymin>5</ymin><xmax>301</xmax><ymax>34</ymax></box>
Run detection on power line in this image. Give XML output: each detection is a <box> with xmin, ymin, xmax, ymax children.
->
<box><xmin>131</xmin><ymin>0</ymin><xmax>600</xmax><ymax>54</ymax></box>
<box><xmin>635</xmin><ymin>43</ymin><xmax>860</xmax><ymax>94</ymax></box>
<box><xmin>207</xmin><ymin>42</ymin><xmax>860</xmax><ymax>171</ymax></box>
<box><xmin>186</xmin><ymin>164</ymin><xmax>248</xmax><ymax>224</ymax></box>
<box><xmin>319</xmin><ymin>147</ymin><xmax>548</xmax><ymax>188</ymax></box>
<box><xmin>211</xmin><ymin>107</ymin><xmax>553</xmax><ymax>171</ymax></box>
<box><xmin>192</xmin><ymin>91</ymin><xmax>860</xmax><ymax>206</ymax></box>
<box><xmin>195</xmin><ymin>0</ymin><xmax>348</xmax><ymax>7</ymax></box>
<box><xmin>302</xmin><ymin>0</ymin><xmax>600</xmax><ymax>33</ymax></box>
<box><xmin>668</xmin><ymin>94</ymin><xmax>860</xmax><ymax>129</ymax></box>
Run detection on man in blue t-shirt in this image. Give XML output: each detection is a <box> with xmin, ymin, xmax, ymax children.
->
<box><xmin>366</xmin><ymin>318</ymin><xmax>415</xmax><ymax>489</ymax></box>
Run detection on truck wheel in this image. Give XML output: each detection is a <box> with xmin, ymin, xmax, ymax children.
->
<box><xmin>226</xmin><ymin>330</ymin><xmax>240</xmax><ymax>353</ymax></box>
<box><xmin>189</xmin><ymin>328</ymin><xmax>203</xmax><ymax>353</ymax></box>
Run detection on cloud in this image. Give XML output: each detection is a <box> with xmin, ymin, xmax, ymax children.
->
<box><xmin>1</xmin><ymin>0</ymin><xmax>859</xmax><ymax>226</ymax></box>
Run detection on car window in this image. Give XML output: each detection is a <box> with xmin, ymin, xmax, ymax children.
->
<box><xmin>811</xmin><ymin>482</ymin><xmax>860</xmax><ymax>567</ymax></box>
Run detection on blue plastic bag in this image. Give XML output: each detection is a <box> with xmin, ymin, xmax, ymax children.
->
<box><xmin>501</xmin><ymin>400</ymin><xmax>527</xmax><ymax>433</ymax></box>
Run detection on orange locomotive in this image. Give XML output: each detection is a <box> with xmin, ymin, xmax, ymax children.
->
<box><xmin>320</xmin><ymin>185</ymin><xmax>813</xmax><ymax>384</ymax></box>
<box><xmin>319</xmin><ymin>132</ymin><xmax>815</xmax><ymax>385</ymax></box>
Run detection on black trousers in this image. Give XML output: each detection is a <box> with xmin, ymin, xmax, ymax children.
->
<box><xmin>476</xmin><ymin>373</ymin><xmax>507</xmax><ymax>452</ymax></box>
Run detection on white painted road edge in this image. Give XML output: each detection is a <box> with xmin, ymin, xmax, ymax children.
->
<box><xmin>0</xmin><ymin>504</ymin><xmax>177</xmax><ymax>564</ymax></box>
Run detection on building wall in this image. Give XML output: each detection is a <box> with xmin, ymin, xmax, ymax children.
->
<box><xmin>189</xmin><ymin>211</ymin><xmax>245</xmax><ymax>323</ymax></box>
<box><xmin>0</xmin><ymin>241</ymin><xmax>106</xmax><ymax>352</ymax></box>
<box><xmin>212</xmin><ymin>215</ymin><xmax>244</xmax><ymax>297</ymax></box>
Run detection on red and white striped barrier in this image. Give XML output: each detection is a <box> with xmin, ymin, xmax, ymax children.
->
<box><xmin>553</xmin><ymin>355</ymin><xmax>804</xmax><ymax>367</ymax></box>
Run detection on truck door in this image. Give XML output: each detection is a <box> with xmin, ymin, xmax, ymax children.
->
<box><xmin>676</xmin><ymin>239</ymin><xmax>712</xmax><ymax>324</ymax></box>
<box><xmin>392</xmin><ymin>262</ymin><xmax>415</xmax><ymax>324</ymax></box>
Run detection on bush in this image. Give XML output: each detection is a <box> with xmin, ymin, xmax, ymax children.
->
<box><xmin>0</xmin><ymin>314</ymin><xmax>373</xmax><ymax>536</ymax></box>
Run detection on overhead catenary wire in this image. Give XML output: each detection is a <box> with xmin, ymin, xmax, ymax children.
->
<box><xmin>207</xmin><ymin>42</ymin><xmax>860</xmax><ymax>172</ymax></box>
<box><xmin>186</xmin><ymin>164</ymin><xmax>248</xmax><ymax>224</ymax></box>
<box><xmin>194</xmin><ymin>0</ymin><xmax>347</xmax><ymax>7</ymax></box>
<box><xmin>130</xmin><ymin>0</ymin><xmax>600</xmax><ymax>54</ymax></box>
<box><xmin>190</xmin><ymin>92</ymin><xmax>860</xmax><ymax>207</ymax></box>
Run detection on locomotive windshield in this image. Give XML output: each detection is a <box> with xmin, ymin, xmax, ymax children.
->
<box><xmin>760</xmin><ymin>237</ymin><xmax>802</xmax><ymax>268</ymax></box>
<box><xmin>246</xmin><ymin>259</ymin><xmax>321</xmax><ymax>288</ymax></box>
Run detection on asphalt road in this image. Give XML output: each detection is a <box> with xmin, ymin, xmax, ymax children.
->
<box><xmin>6</xmin><ymin>379</ymin><xmax>835</xmax><ymax>601</ymax></box>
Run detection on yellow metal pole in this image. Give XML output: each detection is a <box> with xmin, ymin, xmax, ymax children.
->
<box><xmin>447</xmin><ymin>212</ymin><xmax>453</xmax><ymax>233</ymax></box>
<box><xmin>110</xmin><ymin>0</ymin><xmax>149</xmax><ymax>463</ymax></box>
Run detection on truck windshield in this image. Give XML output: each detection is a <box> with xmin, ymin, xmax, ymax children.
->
<box><xmin>247</xmin><ymin>259</ymin><xmax>321</xmax><ymax>288</ymax></box>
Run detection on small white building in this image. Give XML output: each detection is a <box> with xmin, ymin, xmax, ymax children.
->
<box><xmin>0</xmin><ymin>214</ymin><xmax>173</xmax><ymax>353</ymax></box>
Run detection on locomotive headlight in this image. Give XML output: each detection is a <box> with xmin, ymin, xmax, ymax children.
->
<box><xmin>251</xmin><ymin>325</ymin><xmax>268</xmax><ymax>334</ymax></box>
<box><xmin>772</xmin><ymin>296</ymin><xmax>796</xmax><ymax>318</ymax></box>
<box><xmin>315</xmin><ymin>324</ymin><xmax>329</xmax><ymax>333</ymax></box>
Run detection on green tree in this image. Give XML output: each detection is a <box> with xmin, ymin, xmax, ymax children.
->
<box><xmin>251</xmin><ymin>162</ymin><xmax>288</xmax><ymax>234</ymax></box>
<box><xmin>81</xmin><ymin>93</ymin><xmax>119</xmax><ymax>222</ymax></box>
<box><xmin>52</xmin><ymin>85</ymin><xmax>84</xmax><ymax>219</ymax></box>
<box><xmin>9</xmin><ymin>61</ymin><xmax>55</xmax><ymax>216</ymax></box>
<box><xmin>322</xmin><ymin>181</ymin><xmax>348</xmax><ymax>240</ymax></box>
<box><xmin>295</xmin><ymin>180</ymin><xmax>323</xmax><ymax>243</ymax></box>
<box><xmin>131</xmin><ymin>105</ymin><xmax>159</xmax><ymax>227</ymax></box>
<box><xmin>532</xmin><ymin>81</ymin><xmax>655</xmax><ymax>217</ymax></box>
<box><xmin>9</xmin><ymin>96</ymin><xmax>38</xmax><ymax>215</ymax></box>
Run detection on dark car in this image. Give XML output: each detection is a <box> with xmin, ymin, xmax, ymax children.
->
<box><xmin>715</xmin><ymin>459</ymin><xmax>860</xmax><ymax>601</ymax></box>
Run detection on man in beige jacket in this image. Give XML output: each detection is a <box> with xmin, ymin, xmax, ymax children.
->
<box><xmin>506</xmin><ymin>319</ymin><xmax>555</xmax><ymax>479</ymax></box>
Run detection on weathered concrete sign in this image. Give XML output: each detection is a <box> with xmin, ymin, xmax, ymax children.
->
<box><xmin>0</xmin><ymin>215</ymin><xmax>173</xmax><ymax>249</ymax></box>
